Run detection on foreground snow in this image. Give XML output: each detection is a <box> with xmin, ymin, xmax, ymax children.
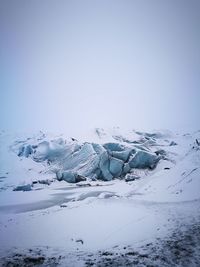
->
<box><xmin>0</xmin><ymin>128</ymin><xmax>200</xmax><ymax>266</ymax></box>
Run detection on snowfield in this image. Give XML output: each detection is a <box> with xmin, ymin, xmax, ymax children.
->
<box><xmin>0</xmin><ymin>128</ymin><xmax>200</xmax><ymax>266</ymax></box>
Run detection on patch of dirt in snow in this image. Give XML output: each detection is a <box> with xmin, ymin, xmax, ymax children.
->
<box><xmin>84</xmin><ymin>221</ymin><xmax>200</xmax><ymax>267</ymax></box>
<box><xmin>0</xmin><ymin>248</ymin><xmax>61</xmax><ymax>267</ymax></box>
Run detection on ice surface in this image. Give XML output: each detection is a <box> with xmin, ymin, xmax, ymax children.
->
<box><xmin>109</xmin><ymin>157</ymin><xmax>123</xmax><ymax>177</ymax></box>
<box><xmin>111</xmin><ymin>149</ymin><xmax>131</xmax><ymax>162</ymax></box>
<box><xmin>128</xmin><ymin>150</ymin><xmax>160</xmax><ymax>169</ymax></box>
<box><xmin>99</xmin><ymin>151</ymin><xmax>113</xmax><ymax>181</ymax></box>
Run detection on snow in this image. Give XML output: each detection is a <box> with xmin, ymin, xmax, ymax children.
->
<box><xmin>0</xmin><ymin>128</ymin><xmax>200</xmax><ymax>266</ymax></box>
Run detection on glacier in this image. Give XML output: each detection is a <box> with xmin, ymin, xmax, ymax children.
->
<box><xmin>14</xmin><ymin>131</ymin><xmax>161</xmax><ymax>183</ymax></box>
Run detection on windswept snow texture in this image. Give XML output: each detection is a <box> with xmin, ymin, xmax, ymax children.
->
<box><xmin>12</xmin><ymin>129</ymin><xmax>161</xmax><ymax>183</ymax></box>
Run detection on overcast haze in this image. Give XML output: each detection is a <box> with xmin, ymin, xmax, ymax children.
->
<box><xmin>0</xmin><ymin>0</ymin><xmax>200</xmax><ymax>135</ymax></box>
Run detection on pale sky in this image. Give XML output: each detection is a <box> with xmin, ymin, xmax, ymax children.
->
<box><xmin>0</xmin><ymin>0</ymin><xmax>200</xmax><ymax>135</ymax></box>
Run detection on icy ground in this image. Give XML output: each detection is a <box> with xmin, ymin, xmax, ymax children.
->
<box><xmin>0</xmin><ymin>128</ymin><xmax>200</xmax><ymax>266</ymax></box>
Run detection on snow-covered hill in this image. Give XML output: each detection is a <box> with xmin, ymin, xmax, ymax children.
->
<box><xmin>0</xmin><ymin>128</ymin><xmax>200</xmax><ymax>266</ymax></box>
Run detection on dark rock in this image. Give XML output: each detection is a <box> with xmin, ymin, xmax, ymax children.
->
<box><xmin>125</xmin><ymin>174</ymin><xmax>140</xmax><ymax>182</ymax></box>
<box><xmin>24</xmin><ymin>256</ymin><xmax>45</xmax><ymax>264</ymax></box>
<box><xmin>76</xmin><ymin>183</ymin><xmax>91</xmax><ymax>187</ymax></box>
<box><xmin>155</xmin><ymin>149</ymin><xmax>167</xmax><ymax>156</ymax></box>
<box><xmin>76</xmin><ymin>175</ymin><xmax>87</xmax><ymax>183</ymax></box>
<box><xmin>125</xmin><ymin>251</ymin><xmax>139</xmax><ymax>256</ymax></box>
<box><xmin>38</xmin><ymin>179</ymin><xmax>52</xmax><ymax>185</ymax></box>
<box><xmin>169</xmin><ymin>141</ymin><xmax>177</xmax><ymax>146</ymax></box>
<box><xmin>60</xmin><ymin>204</ymin><xmax>68</xmax><ymax>208</ymax></box>
<box><xmin>76</xmin><ymin>239</ymin><xmax>84</xmax><ymax>244</ymax></box>
<box><xmin>13</xmin><ymin>184</ymin><xmax>32</xmax><ymax>192</ymax></box>
<box><xmin>101</xmin><ymin>251</ymin><xmax>113</xmax><ymax>256</ymax></box>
